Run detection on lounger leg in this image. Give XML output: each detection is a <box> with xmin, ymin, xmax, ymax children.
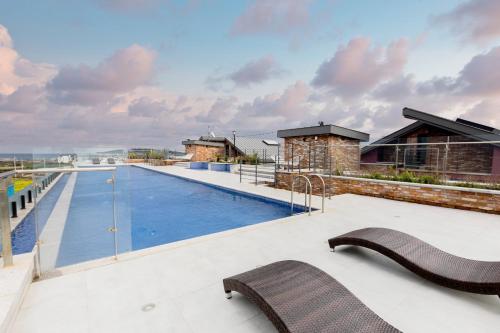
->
<box><xmin>225</xmin><ymin>291</ymin><xmax>233</xmax><ymax>299</ymax></box>
<box><xmin>330</xmin><ymin>247</ymin><xmax>335</xmax><ymax>252</ymax></box>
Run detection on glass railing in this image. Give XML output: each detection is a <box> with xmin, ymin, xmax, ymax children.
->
<box><xmin>2</xmin><ymin>148</ymin><xmax>132</xmax><ymax>276</ymax></box>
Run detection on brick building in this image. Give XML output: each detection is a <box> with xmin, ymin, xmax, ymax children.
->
<box><xmin>361</xmin><ymin>108</ymin><xmax>500</xmax><ymax>177</ymax></box>
<box><xmin>277</xmin><ymin>123</ymin><xmax>369</xmax><ymax>172</ymax></box>
<box><xmin>181</xmin><ymin>137</ymin><xmax>226</xmax><ymax>162</ymax></box>
<box><xmin>182</xmin><ymin>136</ymin><xmax>279</xmax><ymax>162</ymax></box>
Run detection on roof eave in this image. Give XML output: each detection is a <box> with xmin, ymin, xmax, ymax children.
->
<box><xmin>277</xmin><ymin>125</ymin><xmax>369</xmax><ymax>142</ymax></box>
<box><xmin>403</xmin><ymin>107</ymin><xmax>500</xmax><ymax>143</ymax></box>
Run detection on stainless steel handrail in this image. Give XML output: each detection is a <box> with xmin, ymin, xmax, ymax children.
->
<box><xmin>309</xmin><ymin>174</ymin><xmax>325</xmax><ymax>213</ymax></box>
<box><xmin>291</xmin><ymin>175</ymin><xmax>312</xmax><ymax>216</ymax></box>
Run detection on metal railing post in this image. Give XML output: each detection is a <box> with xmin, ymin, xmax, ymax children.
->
<box><xmin>0</xmin><ymin>175</ymin><xmax>13</xmax><ymax>267</ymax></box>
<box><xmin>313</xmin><ymin>146</ymin><xmax>316</xmax><ymax>173</ymax></box>
<box><xmin>277</xmin><ymin>144</ymin><xmax>280</xmax><ymax>171</ymax></box>
<box><xmin>255</xmin><ymin>157</ymin><xmax>258</xmax><ymax>185</ymax></box>
<box><xmin>308</xmin><ymin>142</ymin><xmax>311</xmax><ymax>171</ymax></box>
<box><xmin>323</xmin><ymin>144</ymin><xmax>327</xmax><ymax>175</ymax></box>
<box><xmin>395</xmin><ymin>145</ymin><xmax>399</xmax><ymax>174</ymax></box>
<box><xmin>274</xmin><ymin>155</ymin><xmax>277</xmax><ymax>186</ymax></box>
<box><xmin>111</xmin><ymin>170</ymin><xmax>118</xmax><ymax>260</ymax></box>
<box><xmin>443</xmin><ymin>137</ymin><xmax>450</xmax><ymax>181</ymax></box>
<box><xmin>239</xmin><ymin>157</ymin><xmax>242</xmax><ymax>183</ymax></box>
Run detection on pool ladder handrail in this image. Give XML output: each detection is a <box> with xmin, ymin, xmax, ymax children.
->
<box><xmin>291</xmin><ymin>175</ymin><xmax>312</xmax><ymax>216</ymax></box>
<box><xmin>308</xmin><ymin>174</ymin><xmax>325</xmax><ymax>213</ymax></box>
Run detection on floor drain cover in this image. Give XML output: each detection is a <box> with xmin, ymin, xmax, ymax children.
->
<box><xmin>141</xmin><ymin>303</ymin><xmax>156</xmax><ymax>312</ymax></box>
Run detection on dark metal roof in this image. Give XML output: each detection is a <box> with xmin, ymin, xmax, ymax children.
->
<box><xmin>277</xmin><ymin>124</ymin><xmax>369</xmax><ymax>142</ymax></box>
<box><xmin>403</xmin><ymin>107</ymin><xmax>500</xmax><ymax>142</ymax></box>
<box><xmin>362</xmin><ymin>107</ymin><xmax>500</xmax><ymax>154</ymax></box>
<box><xmin>181</xmin><ymin>140</ymin><xmax>224</xmax><ymax>147</ymax></box>
<box><xmin>199</xmin><ymin>136</ymin><xmax>227</xmax><ymax>142</ymax></box>
<box><xmin>227</xmin><ymin>136</ymin><xmax>280</xmax><ymax>156</ymax></box>
<box><xmin>455</xmin><ymin>118</ymin><xmax>499</xmax><ymax>134</ymax></box>
<box><xmin>361</xmin><ymin>121</ymin><xmax>425</xmax><ymax>154</ymax></box>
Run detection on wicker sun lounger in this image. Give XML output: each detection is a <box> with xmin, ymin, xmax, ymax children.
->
<box><xmin>223</xmin><ymin>260</ymin><xmax>400</xmax><ymax>333</ymax></box>
<box><xmin>328</xmin><ymin>228</ymin><xmax>500</xmax><ymax>297</ymax></box>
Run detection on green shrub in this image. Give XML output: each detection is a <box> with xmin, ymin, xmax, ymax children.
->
<box><xmin>395</xmin><ymin>170</ymin><xmax>415</xmax><ymax>183</ymax></box>
<box><xmin>148</xmin><ymin>150</ymin><xmax>166</xmax><ymax>160</ymax></box>
<box><xmin>245</xmin><ymin>153</ymin><xmax>259</xmax><ymax>165</ymax></box>
<box><xmin>418</xmin><ymin>175</ymin><xmax>441</xmax><ymax>185</ymax></box>
<box><xmin>454</xmin><ymin>182</ymin><xmax>500</xmax><ymax>191</ymax></box>
<box><xmin>369</xmin><ymin>172</ymin><xmax>384</xmax><ymax>180</ymax></box>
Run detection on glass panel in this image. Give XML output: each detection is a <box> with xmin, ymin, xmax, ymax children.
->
<box><xmin>14</xmin><ymin>147</ymin><xmax>132</xmax><ymax>275</ymax></box>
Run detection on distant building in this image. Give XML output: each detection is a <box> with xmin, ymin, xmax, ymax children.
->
<box><xmin>277</xmin><ymin>123</ymin><xmax>369</xmax><ymax>171</ymax></box>
<box><xmin>361</xmin><ymin>107</ymin><xmax>500</xmax><ymax>177</ymax></box>
<box><xmin>181</xmin><ymin>136</ymin><xmax>279</xmax><ymax>162</ymax></box>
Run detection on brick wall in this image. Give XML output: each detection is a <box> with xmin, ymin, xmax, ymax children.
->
<box><xmin>361</xmin><ymin>124</ymin><xmax>495</xmax><ymax>175</ymax></box>
<box><xmin>493</xmin><ymin>147</ymin><xmax>500</xmax><ymax>175</ymax></box>
<box><xmin>283</xmin><ymin>135</ymin><xmax>360</xmax><ymax>172</ymax></box>
<box><xmin>275</xmin><ymin>171</ymin><xmax>500</xmax><ymax>215</ymax></box>
<box><xmin>185</xmin><ymin>144</ymin><xmax>224</xmax><ymax>162</ymax></box>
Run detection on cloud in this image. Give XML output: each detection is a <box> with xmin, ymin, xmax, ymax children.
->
<box><xmin>0</xmin><ymin>85</ymin><xmax>45</xmax><ymax>113</ymax></box>
<box><xmin>1</xmin><ymin>21</ymin><xmax>499</xmax><ymax>152</ymax></box>
<box><xmin>457</xmin><ymin>46</ymin><xmax>500</xmax><ymax>96</ymax></box>
<box><xmin>433</xmin><ymin>0</ymin><xmax>500</xmax><ymax>44</ymax></box>
<box><xmin>206</xmin><ymin>55</ymin><xmax>285</xmax><ymax>90</ymax></box>
<box><xmin>0</xmin><ymin>25</ymin><xmax>56</xmax><ymax>95</ymax></box>
<box><xmin>231</xmin><ymin>0</ymin><xmax>313</xmax><ymax>36</ymax></box>
<box><xmin>460</xmin><ymin>100</ymin><xmax>500</xmax><ymax>127</ymax></box>
<box><xmin>197</xmin><ymin>96</ymin><xmax>238</xmax><ymax>123</ymax></box>
<box><xmin>128</xmin><ymin>97</ymin><xmax>170</xmax><ymax>117</ymax></box>
<box><xmin>229</xmin><ymin>56</ymin><xmax>284</xmax><ymax>87</ymax></box>
<box><xmin>236</xmin><ymin>81</ymin><xmax>311</xmax><ymax>126</ymax></box>
<box><xmin>48</xmin><ymin>44</ymin><xmax>156</xmax><ymax>105</ymax></box>
<box><xmin>372</xmin><ymin>75</ymin><xmax>415</xmax><ymax>102</ymax></box>
<box><xmin>0</xmin><ymin>25</ymin><xmax>13</xmax><ymax>48</ymax></box>
<box><xmin>312</xmin><ymin>37</ymin><xmax>408</xmax><ymax>98</ymax></box>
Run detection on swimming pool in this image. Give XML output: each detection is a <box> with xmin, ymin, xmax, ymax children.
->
<box><xmin>10</xmin><ymin>174</ymin><xmax>70</xmax><ymax>255</ymax></box>
<box><xmin>12</xmin><ymin>166</ymin><xmax>303</xmax><ymax>268</ymax></box>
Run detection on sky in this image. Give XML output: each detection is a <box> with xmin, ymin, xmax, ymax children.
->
<box><xmin>1</xmin><ymin>0</ymin><xmax>500</xmax><ymax>152</ymax></box>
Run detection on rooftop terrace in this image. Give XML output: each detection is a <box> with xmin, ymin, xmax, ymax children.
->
<box><xmin>7</xmin><ymin>165</ymin><xmax>500</xmax><ymax>333</ymax></box>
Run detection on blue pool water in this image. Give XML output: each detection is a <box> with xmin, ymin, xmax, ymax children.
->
<box><xmin>11</xmin><ymin>166</ymin><xmax>302</xmax><ymax>267</ymax></box>
<box><xmin>10</xmin><ymin>174</ymin><xmax>70</xmax><ymax>255</ymax></box>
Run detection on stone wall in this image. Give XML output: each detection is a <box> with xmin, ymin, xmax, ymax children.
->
<box><xmin>185</xmin><ymin>144</ymin><xmax>225</xmax><ymax>162</ymax></box>
<box><xmin>283</xmin><ymin>135</ymin><xmax>360</xmax><ymax>172</ymax></box>
<box><xmin>275</xmin><ymin>171</ymin><xmax>500</xmax><ymax>215</ymax></box>
<box><xmin>493</xmin><ymin>147</ymin><xmax>500</xmax><ymax>175</ymax></box>
<box><xmin>361</xmin><ymin>124</ymin><xmax>496</xmax><ymax>176</ymax></box>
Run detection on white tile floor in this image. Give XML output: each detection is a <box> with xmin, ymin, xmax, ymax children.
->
<box><xmin>10</xmin><ymin>166</ymin><xmax>500</xmax><ymax>333</ymax></box>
